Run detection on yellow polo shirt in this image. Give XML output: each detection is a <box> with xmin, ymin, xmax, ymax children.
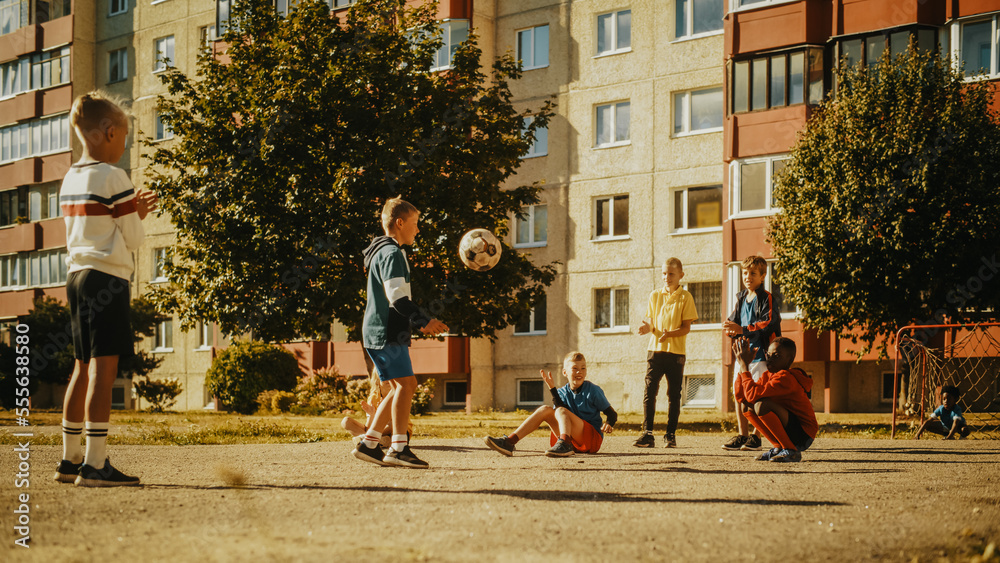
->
<box><xmin>646</xmin><ymin>286</ymin><xmax>698</xmax><ymax>355</ymax></box>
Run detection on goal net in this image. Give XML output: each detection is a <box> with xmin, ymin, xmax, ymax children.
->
<box><xmin>892</xmin><ymin>323</ymin><xmax>1000</xmax><ymax>439</ymax></box>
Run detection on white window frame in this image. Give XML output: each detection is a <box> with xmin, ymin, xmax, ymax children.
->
<box><xmin>728</xmin><ymin>154</ymin><xmax>788</xmax><ymax>219</ymax></box>
<box><xmin>430</xmin><ymin>19</ymin><xmax>470</xmax><ymax>72</ymax></box>
<box><xmin>682</xmin><ymin>375</ymin><xmax>717</xmax><ymax>408</ymax></box>
<box><xmin>672</xmin><ymin>185</ymin><xmax>723</xmax><ymax>234</ymax></box>
<box><xmin>595</xmin><ymin>9</ymin><xmax>632</xmax><ymax>57</ymax></box>
<box><xmin>521</xmin><ymin>116</ymin><xmax>547</xmax><ymax>159</ymax></box>
<box><xmin>726</xmin><ymin>260</ymin><xmax>799</xmax><ymax>321</ymax></box>
<box><xmin>674</xmin><ymin>0</ymin><xmax>724</xmax><ymax>41</ymax></box>
<box><xmin>513</xmin><ymin>204</ymin><xmax>547</xmax><ymax>248</ymax></box>
<box><xmin>685</xmin><ymin>280</ymin><xmax>723</xmax><ymax>329</ymax></box>
<box><xmin>0</xmin><ymin>253</ymin><xmax>27</xmax><ymax>290</ymax></box>
<box><xmin>593</xmin><ymin>286</ymin><xmax>629</xmax><ymax>333</ymax></box>
<box><xmin>153</xmin><ymin>35</ymin><xmax>175</xmax><ymax>73</ymax></box>
<box><xmin>728</xmin><ymin>0</ymin><xmax>800</xmax><ymax>13</ymax></box>
<box><xmin>673</xmin><ymin>87</ymin><xmax>724</xmax><ymax>136</ymax></box>
<box><xmin>594</xmin><ymin>101</ymin><xmax>630</xmax><ymax>148</ymax></box>
<box><xmin>592</xmin><ymin>194</ymin><xmax>629</xmax><ymax>241</ymax></box>
<box><xmin>108</xmin><ymin>48</ymin><xmax>127</xmax><ymax>84</ymax></box>
<box><xmin>155</xmin><ymin>112</ymin><xmax>174</xmax><ymax>141</ymax></box>
<box><xmin>951</xmin><ymin>13</ymin><xmax>1000</xmax><ymax>79</ymax></box>
<box><xmin>516</xmin><ymin>379</ymin><xmax>546</xmax><ymax>407</ymax></box>
<box><xmin>109</xmin><ymin>0</ymin><xmax>128</xmax><ymax>16</ymax></box>
<box><xmin>514</xmin><ymin>293</ymin><xmax>547</xmax><ymax>336</ymax></box>
<box><xmin>152</xmin><ymin>247</ymin><xmax>169</xmax><ymax>282</ymax></box>
<box><xmin>443</xmin><ymin>380</ymin><xmax>468</xmax><ymax>407</ymax></box>
<box><xmin>0</xmin><ymin>114</ymin><xmax>71</xmax><ymax>165</ymax></box>
<box><xmin>196</xmin><ymin>321</ymin><xmax>213</xmax><ymax>350</ymax></box>
<box><xmin>199</xmin><ymin>24</ymin><xmax>217</xmax><ymax>49</ymax></box>
<box><xmin>154</xmin><ymin>319</ymin><xmax>174</xmax><ymax>352</ymax></box>
<box><xmin>517</xmin><ymin>24</ymin><xmax>549</xmax><ymax>70</ymax></box>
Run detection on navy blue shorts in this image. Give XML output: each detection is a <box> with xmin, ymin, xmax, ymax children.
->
<box><xmin>365</xmin><ymin>345</ymin><xmax>415</xmax><ymax>382</ymax></box>
<box><xmin>67</xmin><ymin>269</ymin><xmax>134</xmax><ymax>363</ymax></box>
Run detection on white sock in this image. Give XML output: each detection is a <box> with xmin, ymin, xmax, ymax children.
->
<box><xmin>62</xmin><ymin>419</ymin><xmax>84</xmax><ymax>464</ymax></box>
<box><xmin>390</xmin><ymin>434</ymin><xmax>408</xmax><ymax>453</ymax></box>
<box><xmin>361</xmin><ymin>430</ymin><xmax>382</xmax><ymax>449</ymax></box>
<box><xmin>84</xmin><ymin>422</ymin><xmax>110</xmax><ymax>469</ymax></box>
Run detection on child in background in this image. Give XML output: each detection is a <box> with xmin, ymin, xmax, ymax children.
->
<box><xmin>915</xmin><ymin>385</ymin><xmax>971</xmax><ymax>440</ymax></box>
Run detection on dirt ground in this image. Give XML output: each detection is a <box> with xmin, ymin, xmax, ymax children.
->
<box><xmin>1</xmin><ymin>435</ymin><xmax>998</xmax><ymax>562</ymax></box>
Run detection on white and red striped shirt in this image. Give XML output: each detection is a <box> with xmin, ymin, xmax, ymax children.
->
<box><xmin>60</xmin><ymin>161</ymin><xmax>144</xmax><ymax>280</ymax></box>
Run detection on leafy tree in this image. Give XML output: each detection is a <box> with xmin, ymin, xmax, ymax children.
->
<box><xmin>769</xmin><ymin>46</ymin><xmax>1000</xmax><ymax>355</ymax></box>
<box><xmin>119</xmin><ymin>296</ymin><xmax>166</xmax><ymax>380</ymax></box>
<box><xmin>145</xmin><ymin>0</ymin><xmax>556</xmax><ymax>342</ymax></box>
<box><xmin>133</xmin><ymin>377</ymin><xmax>182</xmax><ymax>412</ymax></box>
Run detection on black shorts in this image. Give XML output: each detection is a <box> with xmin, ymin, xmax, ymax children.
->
<box><xmin>785</xmin><ymin>411</ymin><xmax>814</xmax><ymax>452</ymax></box>
<box><xmin>67</xmin><ymin>269</ymin><xmax>134</xmax><ymax>363</ymax></box>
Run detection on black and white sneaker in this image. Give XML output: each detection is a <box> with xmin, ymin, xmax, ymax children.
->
<box><xmin>663</xmin><ymin>434</ymin><xmax>677</xmax><ymax>448</ymax></box>
<box><xmin>721</xmin><ymin>435</ymin><xmax>748</xmax><ymax>450</ymax></box>
<box><xmin>353</xmin><ymin>442</ymin><xmax>388</xmax><ymax>466</ymax></box>
<box><xmin>485</xmin><ymin>435</ymin><xmax>515</xmax><ymax>456</ymax></box>
<box><xmin>383</xmin><ymin>445</ymin><xmax>429</xmax><ymax>468</ymax></box>
<box><xmin>546</xmin><ymin>439</ymin><xmax>575</xmax><ymax>457</ymax></box>
<box><xmin>75</xmin><ymin>459</ymin><xmax>140</xmax><ymax>487</ymax></box>
<box><xmin>53</xmin><ymin>459</ymin><xmax>82</xmax><ymax>483</ymax></box>
<box><xmin>740</xmin><ymin>434</ymin><xmax>763</xmax><ymax>451</ymax></box>
<box><xmin>633</xmin><ymin>433</ymin><xmax>656</xmax><ymax>448</ymax></box>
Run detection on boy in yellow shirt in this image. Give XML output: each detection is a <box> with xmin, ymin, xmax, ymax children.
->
<box><xmin>634</xmin><ymin>258</ymin><xmax>698</xmax><ymax>448</ymax></box>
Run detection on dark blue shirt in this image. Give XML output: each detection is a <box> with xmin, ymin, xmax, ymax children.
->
<box><xmin>556</xmin><ymin>381</ymin><xmax>612</xmax><ymax>437</ymax></box>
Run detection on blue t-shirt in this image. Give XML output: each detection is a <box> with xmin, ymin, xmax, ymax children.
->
<box><xmin>556</xmin><ymin>381</ymin><xmax>611</xmax><ymax>437</ymax></box>
<box><xmin>740</xmin><ymin>296</ymin><xmax>766</xmax><ymax>364</ymax></box>
<box><xmin>933</xmin><ymin>405</ymin><xmax>965</xmax><ymax>428</ymax></box>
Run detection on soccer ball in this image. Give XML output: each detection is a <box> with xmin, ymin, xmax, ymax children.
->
<box><xmin>459</xmin><ymin>228</ymin><xmax>502</xmax><ymax>272</ymax></box>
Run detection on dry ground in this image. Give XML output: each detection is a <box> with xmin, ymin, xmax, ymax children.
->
<box><xmin>1</xmin><ymin>435</ymin><xmax>998</xmax><ymax>562</ymax></box>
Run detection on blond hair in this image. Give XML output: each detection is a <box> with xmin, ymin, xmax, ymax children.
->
<box><xmin>381</xmin><ymin>197</ymin><xmax>419</xmax><ymax>233</ymax></box>
<box><xmin>70</xmin><ymin>92</ymin><xmax>128</xmax><ymax>144</ymax></box>
<box><xmin>563</xmin><ymin>351</ymin><xmax>586</xmax><ymax>364</ymax></box>
<box><xmin>664</xmin><ymin>257</ymin><xmax>683</xmax><ymax>271</ymax></box>
<box><xmin>741</xmin><ymin>255</ymin><xmax>768</xmax><ymax>276</ymax></box>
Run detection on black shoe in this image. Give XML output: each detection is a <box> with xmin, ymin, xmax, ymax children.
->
<box><xmin>485</xmin><ymin>435</ymin><xmax>515</xmax><ymax>456</ymax></box>
<box><xmin>353</xmin><ymin>442</ymin><xmax>388</xmax><ymax>466</ymax></box>
<box><xmin>53</xmin><ymin>459</ymin><xmax>82</xmax><ymax>483</ymax></box>
<box><xmin>383</xmin><ymin>445</ymin><xmax>429</xmax><ymax>468</ymax></box>
<box><xmin>633</xmin><ymin>433</ymin><xmax>656</xmax><ymax>448</ymax></box>
<box><xmin>740</xmin><ymin>434</ymin><xmax>763</xmax><ymax>451</ymax></box>
<box><xmin>722</xmin><ymin>435</ymin><xmax>748</xmax><ymax>450</ymax></box>
<box><xmin>75</xmin><ymin>459</ymin><xmax>140</xmax><ymax>487</ymax></box>
<box><xmin>663</xmin><ymin>434</ymin><xmax>677</xmax><ymax>448</ymax></box>
<box><xmin>546</xmin><ymin>439</ymin><xmax>575</xmax><ymax>457</ymax></box>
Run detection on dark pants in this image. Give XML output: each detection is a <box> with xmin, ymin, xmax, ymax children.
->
<box><xmin>643</xmin><ymin>351</ymin><xmax>685</xmax><ymax>435</ymax></box>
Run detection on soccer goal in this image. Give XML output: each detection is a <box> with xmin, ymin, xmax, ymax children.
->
<box><xmin>891</xmin><ymin>323</ymin><xmax>1000</xmax><ymax>439</ymax></box>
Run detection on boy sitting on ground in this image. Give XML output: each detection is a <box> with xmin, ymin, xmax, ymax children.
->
<box><xmin>914</xmin><ymin>385</ymin><xmax>971</xmax><ymax>440</ymax></box>
<box><xmin>485</xmin><ymin>352</ymin><xmax>617</xmax><ymax>458</ymax></box>
<box><xmin>733</xmin><ymin>336</ymin><xmax>817</xmax><ymax>463</ymax></box>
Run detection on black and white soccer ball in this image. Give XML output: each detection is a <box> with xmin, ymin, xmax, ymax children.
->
<box><xmin>459</xmin><ymin>228</ymin><xmax>502</xmax><ymax>272</ymax></box>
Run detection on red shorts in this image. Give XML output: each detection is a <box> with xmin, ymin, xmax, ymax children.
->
<box><xmin>550</xmin><ymin>423</ymin><xmax>603</xmax><ymax>454</ymax></box>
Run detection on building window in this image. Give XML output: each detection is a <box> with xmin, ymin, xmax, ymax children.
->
<box><xmin>0</xmin><ymin>57</ymin><xmax>28</xmax><ymax>99</ymax></box>
<box><xmin>109</xmin><ymin>0</ymin><xmax>127</xmax><ymax>16</ymax></box>
<box><xmin>29</xmin><ymin>183</ymin><xmax>61</xmax><ymax>222</ymax></box>
<box><xmin>522</xmin><ymin>116</ymin><xmax>547</xmax><ymax>158</ymax></box>
<box><xmin>514</xmin><ymin>204</ymin><xmax>547</xmax><ymax>248</ymax></box>
<box><xmin>197</xmin><ymin>321</ymin><xmax>213</xmax><ymax>349</ymax></box>
<box><xmin>155</xmin><ymin>112</ymin><xmax>173</xmax><ymax>141</ymax></box>
<box><xmin>730</xmin><ymin>0</ymin><xmax>799</xmax><ymax>10</ymax></box>
<box><xmin>687</xmin><ymin>281</ymin><xmax>722</xmax><ymax>325</ymax></box>
<box><xmin>517</xmin><ymin>25</ymin><xmax>549</xmax><ymax>70</ymax></box>
<box><xmin>726</xmin><ymin>260</ymin><xmax>797</xmax><ymax>319</ymax></box>
<box><xmin>596</xmin><ymin>9</ymin><xmax>631</xmax><ymax>56</ymax></box>
<box><xmin>154</xmin><ymin>319</ymin><xmax>173</xmax><ymax>351</ymax></box>
<box><xmin>430</xmin><ymin>20</ymin><xmax>469</xmax><ymax>71</ymax></box>
<box><xmin>0</xmin><ymin>114</ymin><xmax>71</xmax><ymax>165</ymax></box>
<box><xmin>331</xmin><ymin>0</ymin><xmax>355</xmax><ymax>8</ymax></box>
<box><xmin>594</xmin><ymin>195</ymin><xmax>628</xmax><ymax>240</ymax></box>
<box><xmin>152</xmin><ymin>247</ymin><xmax>170</xmax><ymax>282</ymax></box>
<box><xmin>443</xmin><ymin>380</ymin><xmax>467</xmax><ymax>407</ymax></box>
<box><xmin>0</xmin><ymin>0</ymin><xmax>28</xmax><ymax>35</ymax></box>
<box><xmin>517</xmin><ymin>379</ymin><xmax>545</xmax><ymax>407</ymax></box>
<box><xmin>594</xmin><ymin>287</ymin><xmax>629</xmax><ymax>331</ymax></box>
<box><xmin>729</xmin><ymin>155</ymin><xmax>788</xmax><ymax>216</ymax></box>
<box><xmin>595</xmin><ymin>101</ymin><xmax>630</xmax><ymax>148</ymax></box>
<box><xmin>674</xmin><ymin>87</ymin><xmax>723</xmax><ymax>135</ymax></box>
<box><xmin>0</xmin><ymin>254</ymin><xmax>26</xmax><ymax>290</ymax></box>
<box><xmin>673</xmin><ymin>185</ymin><xmax>722</xmax><ymax>232</ymax></box>
<box><xmin>28</xmin><ymin>248</ymin><xmax>68</xmax><ymax>287</ymax></box>
<box><xmin>514</xmin><ymin>294</ymin><xmax>547</xmax><ymax>335</ymax></box>
<box><xmin>199</xmin><ymin>25</ymin><xmax>217</xmax><ymax>50</ymax></box>
<box><xmin>955</xmin><ymin>15</ymin><xmax>999</xmax><ymax>78</ymax></box>
<box><xmin>108</xmin><ymin>48</ymin><xmax>127</xmax><ymax>84</ymax></box>
<box><xmin>0</xmin><ymin>189</ymin><xmax>24</xmax><ymax>226</ymax></box>
<box><xmin>836</xmin><ymin>27</ymin><xmax>941</xmax><ymax>78</ymax></box>
<box><xmin>217</xmin><ymin>0</ymin><xmax>232</xmax><ymax>34</ymax></box>
<box><xmin>731</xmin><ymin>47</ymin><xmax>823</xmax><ymax>114</ymax></box>
<box><xmin>676</xmin><ymin>0</ymin><xmax>723</xmax><ymax>39</ymax></box>
<box><xmin>154</xmin><ymin>35</ymin><xmax>175</xmax><ymax>73</ymax></box>
<box><xmin>1</xmin><ymin>48</ymin><xmax>70</xmax><ymax>98</ymax></box>
<box><xmin>684</xmin><ymin>375</ymin><xmax>716</xmax><ymax>407</ymax></box>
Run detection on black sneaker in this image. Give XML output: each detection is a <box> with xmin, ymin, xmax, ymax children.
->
<box><xmin>633</xmin><ymin>433</ymin><xmax>656</xmax><ymax>448</ymax></box>
<box><xmin>485</xmin><ymin>435</ymin><xmax>515</xmax><ymax>457</ymax></box>
<box><xmin>75</xmin><ymin>459</ymin><xmax>140</xmax><ymax>487</ymax></box>
<box><xmin>740</xmin><ymin>434</ymin><xmax>763</xmax><ymax>451</ymax></box>
<box><xmin>663</xmin><ymin>434</ymin><xmax>677</xmax><ymax>448</ymax></box>
<box><xmin>722</xmin><ymin>435</ymin><xmax>748</xmax><ymax>450</ymax></box>
<box><xmin>546</xmin><ymin>439</ymin><xmax>575</xmax><ymax>457</ymax></box>
<box><xmin>353</xmin><ymin>442</ymin><xmax>388</xmax><ymax>466</ymax></box>
<box><xmin>383</xmin><ymin>445</ymin><xmax>429</xmax><ymax>468</ymax></box>
<box><xmin>53</xmin><ymin>459</ymin><xmax>82</xmax><ymax>483</ymax></box>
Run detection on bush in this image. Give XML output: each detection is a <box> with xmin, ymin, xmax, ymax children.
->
<box><xmin>271</xmin><ymin>391</ymin><xmax>296</xmax><ymax>412</ymax></box>
<box><xmin>345</xmin><ymin>377</ymin><xmax>371</xmax><ymax>405</ymax></box>
<box><xmin>411</xmin><ymin>378</ymin><xmax>435</xmax><ymax>416</ymax></box>
<box><xmin>206</xmin><ymin>341</ymin><xmax>300</xmax><ymax>414</ymax></box>
<box><xmin>133</xmin><ymin>376</ymin><xmax>183</xmax><ymax>413</ymax></box>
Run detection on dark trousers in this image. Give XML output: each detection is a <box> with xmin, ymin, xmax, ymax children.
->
<box><xmin>643</xmin><ymin>351</ymin><xmax>685</xmax><ymax>435</ymax></box>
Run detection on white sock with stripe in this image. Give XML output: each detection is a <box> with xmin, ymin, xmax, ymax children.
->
<box><xmin>361</xmin><ymin>430</ymin><xmax>382</xmax><ymax>449</ymax></box>
<box><xmin>84</xmin><ymin>422</ymin><xmax>110</xmax><ymax>469</ymax></box>
<box><xmin>62</xmin><ymin>419</ymin><xmax>84</xmax><ymax>464</ymax></box>
<box><xmin>390</xmin><ymin>434</ymin><xmax>408</xmax><ymax>453</ymax></box>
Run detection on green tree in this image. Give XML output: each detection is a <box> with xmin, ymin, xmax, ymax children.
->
<box><xmin>769</xmin><ymin>46</ymin><xmax>1000</xmax><ymax>355</ymax></box>
<box><xmin>119</xmin><ymin>296</ymin><xmax>166</xmax><ymax>380</ymax></box>
<box><xmin>145</xmin><ymin>0</ymin><xmax>556</xmax><ymax>342</ymax></box>
<box><xmin>206</xmin><ymin>341</ymin><xmax>300</xmax><ymax>414</ymax></box>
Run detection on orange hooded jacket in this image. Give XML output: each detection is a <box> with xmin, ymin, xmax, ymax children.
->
<box><xmin>735</xmin><ymin>367</ymin><xmax>818</xmax><ymax>439</ymax></box>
